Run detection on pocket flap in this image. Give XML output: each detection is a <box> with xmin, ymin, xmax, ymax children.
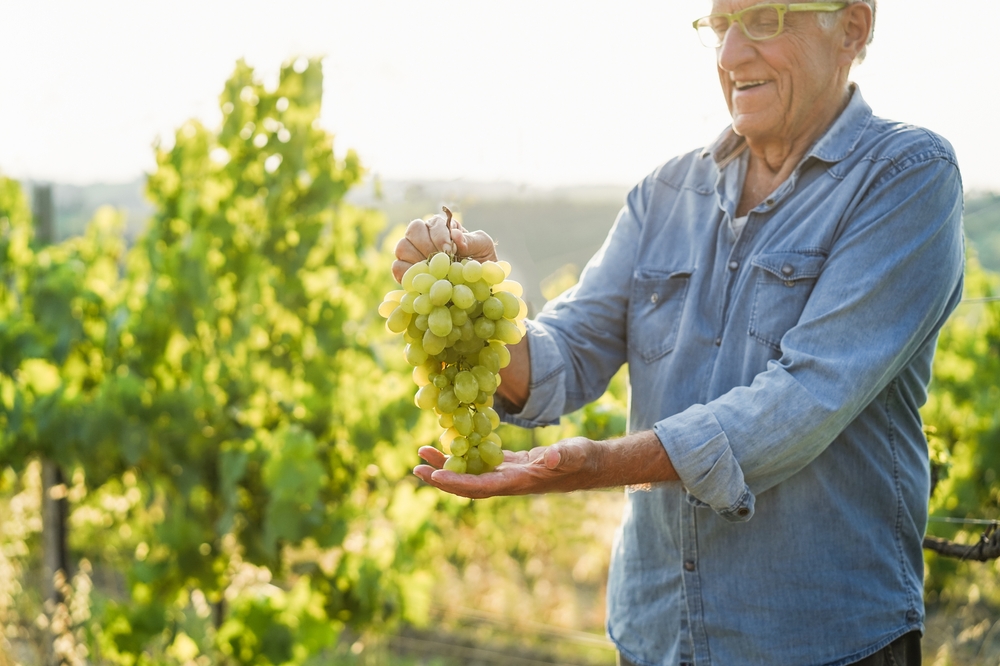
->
<box><xmin>751</xmin><ymin>251</ymin><xmax>826</xmax><ymax>282</ymax></box>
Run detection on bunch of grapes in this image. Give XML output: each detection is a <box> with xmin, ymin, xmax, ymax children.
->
<box><xmin>380</xmin><ymin>225</ymin><xmax>527</xmax><ymax>475</ymax></box>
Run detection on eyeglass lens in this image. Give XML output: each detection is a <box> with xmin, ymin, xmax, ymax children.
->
<box><xmin>697</xmin><ymin>6</ymin><xmax>782</xmax><ymax>46</ymax></box>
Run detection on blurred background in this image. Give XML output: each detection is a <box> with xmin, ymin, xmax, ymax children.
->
<box><xmin>2</xmin><ymin>2</ymin><xmax>999</xmax><ymax>665</ymax></box>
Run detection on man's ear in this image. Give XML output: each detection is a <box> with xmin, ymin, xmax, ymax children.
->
<box><xmin>839</xmin><ymin>2</ymin><xmax>873</xmax><ymax>65</ymax></box>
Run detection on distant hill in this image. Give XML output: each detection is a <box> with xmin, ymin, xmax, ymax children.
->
<box><xmin>22</xmin><ymin>177</ymin><xmax>1000</xmax><ymax>313</ymax></box>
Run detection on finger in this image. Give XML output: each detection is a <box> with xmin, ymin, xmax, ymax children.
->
<box><xmin>425</xmin><ymin>215</ymin><xmax>456</xmax><ymax>255</ymax></box>
<box><xmin>391</xmin><ymin>259</ymin><xmax>411</xmax><ymax>283</ymax></box>
<box><xmin>413</xmin><ymin>464</ymin><xmax>440</xmax><ymax>485</ymax></box>
<box><xmin>400</xmin><ymin>218</ymin><xmax>437</xmax><ymax>259</ymax></box>
<box><xmin>418</xmin><ymin>445</ymin><xmax>447</xmax><ymax>469</ymax></box>
<box><xmin>453</xmin><ymin>229</ymin><xmax>497</xmax><ymax>262</ymax></box>
<box><xmin>395</xmin><ymin>236</ymin><xmax>427</xmax><ymax>265</ymax></box>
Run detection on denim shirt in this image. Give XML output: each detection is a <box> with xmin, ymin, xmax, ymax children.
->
<box><xmin>502</xmin><ymin>87</ymin><xmax>964</xmax><ymax>665</ymax></box>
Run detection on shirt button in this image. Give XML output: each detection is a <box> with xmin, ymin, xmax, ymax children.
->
<box><xmin>683</xmin><ymin>560</ymin><xmax>696</xmax><ymax>572</ymax></box>
<box><xmin>728</xmin><ymin>260</ymin><xmax>739</xmax><ymax>271</ymax></box>
<box><xmin>737</xmin><ymin>507</ymin><xmax>750</xmax><ymax>517</ymax></box>
<box><xmin>650</xmin><ymin>293</ymin><xmax>659</xmax><ymax>304</ymax></box>
<box><xmin>765</xmin><ymin>198</ymin><xmax>775</xmax><ymax>206</ymax></box>
<box><xmin>781</xmin><ymin>264</ymin><xmax>794</xmax><ymax>276</ymax></box>
<box><xmin>714</xmin><ymin>337</ymin><xmax>722</xmax><ymax>346</ymax></box>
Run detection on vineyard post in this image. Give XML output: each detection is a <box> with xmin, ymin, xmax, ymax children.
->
<box><xmin>32</xmin><ymin>183</ymin><xmax>71</xmax><ymax>627</ymax></box>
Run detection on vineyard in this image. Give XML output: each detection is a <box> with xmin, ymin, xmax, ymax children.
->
<box><xmin>2</xmin><ymin>59</ymin><xmax>1000</xmax><ymax>666</ymax></box>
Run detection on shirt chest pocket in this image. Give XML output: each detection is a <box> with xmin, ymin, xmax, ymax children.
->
<box><xmin>748</xmin><ymin>251</ymin><xmax>827</xmax><ymax>352</ymax></box>
<box><xmin>628</xmin><ymin>269</ymin><xmax>693</xmax><ymax>363</ymax></box>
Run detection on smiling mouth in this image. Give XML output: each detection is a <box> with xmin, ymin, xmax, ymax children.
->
<box><xmin>734</xmin><ymin>80</ymin><xmax>767</xmax><ymax>91</ymax></box>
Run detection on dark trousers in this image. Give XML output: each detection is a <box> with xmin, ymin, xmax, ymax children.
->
<box><xmin>616</xmin><ymin>631</ymin><xmax>921</xmax><ymax>666</ymax></box>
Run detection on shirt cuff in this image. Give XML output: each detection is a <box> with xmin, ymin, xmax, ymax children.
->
<box><xmin>494</xmin><ymin>320</ymin><xmax>566</xmax><ymax>428</ymax></box>
<box><xmin>653</xmin><ymin>404</ymin><xmax>756</xmax><ymax>522</ymax></box>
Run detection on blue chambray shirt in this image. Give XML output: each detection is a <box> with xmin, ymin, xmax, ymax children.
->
<box><xmin>501</xmin><ymin>87</ymin><xmax>964</xmax><ymax>665</ymax></box>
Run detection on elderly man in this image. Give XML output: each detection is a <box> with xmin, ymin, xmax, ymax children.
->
<box><xmin>394</xmin><ymin>1</ymin><xmax>963</xmax><ymax>664</ymax></box>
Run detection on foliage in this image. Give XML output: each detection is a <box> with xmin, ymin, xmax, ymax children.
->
<box><xmin>922</xmin><ymin>255</ymin><xmax>1000</xmax><ymax>599</ymax></box>
<box><xmin>0</xmin><ymin>59</ymin><xmax>460</xmax><ymax>664</ymax></box>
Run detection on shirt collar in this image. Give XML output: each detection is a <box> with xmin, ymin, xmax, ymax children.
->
<box><xmin>700</xmin><ymin>84</ymin><xmax>873</xmax><ymax>167</ymax></box>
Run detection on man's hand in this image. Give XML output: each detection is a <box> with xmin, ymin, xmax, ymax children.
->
<box><xmin>412</xmin><ymin>438</ymin><xmax>600</xmax><ymax>499</ymax></box>
<box><xmin>392</xmin><ymin>212</ymin><xmax>497</xmax><ymax>283</ymax></box>
<box><xmin>413</xmin><ymin>430</ymin><xmax>679</xmax><ymax>499</ymax></box>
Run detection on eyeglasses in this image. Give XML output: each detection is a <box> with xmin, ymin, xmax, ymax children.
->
<box><xmin>692</xmin><ymin>3</ymin><xmax>847</xmax><ymax>48</ymax></box>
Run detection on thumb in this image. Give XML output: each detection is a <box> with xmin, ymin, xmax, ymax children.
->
<box><xmin>453</xmin><ymin>229</ymin><xmax>497</xmax><ymax>263</ymax></box>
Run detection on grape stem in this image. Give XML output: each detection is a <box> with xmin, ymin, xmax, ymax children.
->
<box><xmin>442</xmin><ymin>206</ymin><xmax>456</xmax><ymax>260</ymax></box>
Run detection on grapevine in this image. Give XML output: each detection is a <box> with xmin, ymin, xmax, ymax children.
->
<box><xmin>381</xmin><ymin>207</ymin><xmax>527</xmax><ymax>474</ymax></box>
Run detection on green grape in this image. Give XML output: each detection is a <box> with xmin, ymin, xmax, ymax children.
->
<box><xmin>422</xmin><ymin>330</ymin><xmax>446</xmax><ymax>356</ymax></box>
<box><xmin>473</xmin><ymin>317</ymin><xmax>496</xmax><ymax>340</ymax></box>
<box><xmin>443</xmin><ymin>364</ymin><xmax>459</xmax><ymax>382</ymax></box>
<box><xmin>413</xmin><ymin>293</ymin><xmax>433</xmax><ymax>316</ymax></box>
<box><xmin>412</xmin><ymin>272</ymin><xmax>437</xmax><ymax>294</ymax></box>
<box><xmin>485</xmin><ymin>432</ymin><xmax>502</xmax><ymax>447</ymax></box>
<box><xmin>404</xmin><ymin>343</ymin><xmax>428</xmax><ymax>366</ymax></box>
<box><xmin>462</xmin><ymin>259</ymin><xmax>483</xmax><ymax>283</ymax></box>
<box><xmin>482</xmin><ymin>296</ymin><xmax>504</xmax><ymax>320</ymax></box>
<box><xmin>455</xmin><ymin>336</ymin><xmax>484</xmax><ymax>355</ymax></box>
<box><xmin>429</xmin><ymin>279</ymin><xmax>453</xmax><ymax>306</ymax></box>
<box><xmin>451</xmin><ymin>284</ymin><xmax>475</xmax><ymax>309</ymax></box>
<box><xmin>479</xmin><ymin>441</ymin><xmax>504</xmax><ymax>467</ymax></box>
<box><xmin>428</xmin><ymin>306</ymin><xmax>453</xmax><ymax>337</ymax></box>
<box><xmin>378</xmin><ymin>299</ymin><xmax>399</xmax><ymax>318</ymax></box>
<box><xmin>432</xmin><ymin>373</ymin><xmax>450</xmax><ymax>389</ymax></box>
<box><xmin>481</xmin><ymin>261</ymin><xmax>505</xmax><ymax>285</ymax></box>
<box><xmin>450</xmin><ymin>436</ymin><xmax>470</xmax><ymax>456</ymax></box>
<box><xmin>465</xmin><ymin>448</ymin><xmax>484</xmax><ymax>475</ymax></box>
<box><xmin>414</xmin><ymin>313</ymin><xmax>429</xmax><ymax>331</ymax></box>
<box><xmin>470</xmin><ymin>279</ymin><xmax>492</xmax><ymax>302</ymax></box>
<box><xmin>490</xmin><ymin>340</ymin><xmax>511</xmax><ymax>368</ymax></box>
<box><xmin>453</xmin><ymin>409</ymin><xmax>473</xmax><ymax>436</ymax></box>
<box><xmin>440</xmin><ymin>427</ymin><xmax>460</xmax><ymax>448</ymax></box>
<box><xmin>448</xmin><ymin>262</ymin><xmax>466</xmax><ymax>284</ymax></box>
<box><xmin>438</xmin><ymin>412</ymin><xmax>454</xmax><ymax>428</ymax></box>
<box><xmin>478</xmin><ymin>347</ymin><xmax>500</xmax><ymax>374</ymax></box>
<box><xmin>401</xmin><ymin>261</ymin><xmax>429</xmax><ymax>291</ymax></box>
<box><xmin>443</xmin><ymin>455</ymin><xmax>468</xmax><ymax>474</ymax></box>
<box><xmin>496</xmin><ymin>279</ymin><xmax>523</xmax><ymax>298</ymax></box>
<box><xmin>437</xmin><ymin>387</ymin><xmax>460</xmax><ymax>414</ymax></box>
<box><xmin>446</xmin><ymin>327</ymin><xmax>462</xmax><ymax>345</ymax></box>
<box><xmin>471</xmin><ymin>365</ymin><xmax>497</xmax><ymax>393</ymax></box>
<box><xmin>386</xmin><ymin>308</ymin><xmax>411</xmax><ymax>334</ymax></box>
<box><xmin>494</xmin><ymin>318</ymin><xmax>522</xmax><ymax>345</ymax></box>
<box><xmin>495</xmin><ymin>291</ymin><xmax>520</xmax><ymax>319</ymax></box>
<box><xmin>467</xmin><ymin>432</ymin><xmax>482</xmax><ymax>447</ymax></box>
<box><xmin>450</xmin><ymin>305</ymin><xmax>469</xmax><ymax>326</ymax></box>
<box><xmin>415</xmin><ymin>384</ymin><xmax>440</xmax><ymax>409</ymax></box>
<box><xmin>400</xmin><ymin>290</ymin><xmax>418</xmax><ymax>314</ymax></box>
<box><xmin>473</xmin><ymin>411</ymin><xmax>492</xmax><ymax>437</ymax></box>
<box><xmin>454</xmin><ymin>371</ymin><xmax>479</xmax><ymax>404</ymax></box>
<box><xmin>458</xmin><ymin>320</ymin><xmax>476</xmax><ymax>342</ymax></box>
<box><xmin>429</xmin><ymin>251</ymin><xmax>452</xmax><ymax>279</ymax></box>
<box><xmin>482</xmin><ymin>407</ymin><xmax>500</xmax><ymax>430</ymax></box>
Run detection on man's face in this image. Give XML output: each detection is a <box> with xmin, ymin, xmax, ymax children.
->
<box><xmin>712</xmin><ymin>0</ymin><xmax>845</xmax><ymax>144</ymax></box>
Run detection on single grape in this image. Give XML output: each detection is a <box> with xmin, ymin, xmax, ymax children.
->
<box><xmin>473</xmin><ymin>317</ymin><xmax>496</xmax><ymax>340</ymax></box>
<box><xmin>479</xmin><ymin>441</ymin><xmax>504</xmax><ymax>467</ymax></box>
<box><xmin>429</xmin><ymin>252</ymin><xmax>451</xmax><ymax>279</ymax></box>
<box><xmin>481</xmin><ymin>261</ymin><xmax>505</xmax><ymax>285</ymax></box>
<box><xmin>454</xmin><ymin>371</ymin><xmax>479</xmax><ymax>404</ymax></box>
<box><xmin>432</xmin><ymin>373</ymin><xmax>450</xmax><ymax>389</ymax></box>
<box><xmin>453</xmin><ymin>409</ymin><xmax>473</xmax><ymax>436</ymax></box>
<box><xmin>450</xmin><ymin>436</ymin><xmax>471</xmax><ymax>457</ymax></box>
<box><xmin>401</xmin><ymin>261</ymin><xmax>429</xmax><ymax>291</ymax></box>
<box><xmin>412</xmin><ymin>272</ymin><xmax>437</xmax><ymax>294</ymax></box>
<box><xmin>495</xmin><ymin>291</ymin><xmax>520</xmax><ymax>319</ymax></box>
<box><xmin>422</xmin><ymin>330</ymin><xmax>446</xmax><ymax>356</ymax></box>
<box><xmin>443</xmin><ymin>455</ymin><xmax>467</xmax><ymax>474</ymax></box>
<box><xmin>428</xmin><ymin>306</ymin><xmax>453</xmax><ymax>338</ymax></box>
<box><xmin>470</xmin><ymin>280</ymin><xmax>492</xmax><ymax>303</ymax></box>
<box><xmin>378</xmin><ymin>299</ymin><xmax>399</xmax><ymax>318</ymax></box>
<box><xmin>400</xmin><ymin>290</ymin><xmax>418</xmax><ymax>314</ymax></box>
<box><xmin>462</xmin><ymin>260</ymin><xmax>483</xmax><ymax>283</ymax></box>
<box><xmin>437</xmin><ymin>387</ymin><xmax>460</xmax><ymax>414</ymax></box>
<box><xmin>478</xmin><ymin>347</ymin><xmax>500</xmax><ymax>374</ymax></box>
<box><xmin>473</xmin><ymin>411</ymin><xmax>492</xmax><ymax>437</ymax></box>
<box><xmin>451</xmin><ymin>284</ymin><xmax>475</xmax><ymax>310</ymax></box>
<box><xmin>482</xmin><ymin>406</ymin><xmax>500</xmax><ymax>429</ymax></box>
<box><xmin>413</xmin><ymin>313</ymin><xmax>429</xmax><ymax>331</ymax></box>
<box><xmin>404</xmin><ymin>343</ymin><xmax>428</xmax><ymax>366</ymax></box>
<box><xmin>494</xmin><ymin>318</ymin><xmax>522</xmax><ymax>345</ymax></box>
<box><xmin>414</xmin><ymin>384</ymin><xmax>440</xmax><ymax>410</ymax></box>
<box><xmin>448</xmin><ymin>262</ymin><xmax>466</xmax><ymax>284</ymax></box>
<box><xmin>386</xmin><ymin>308</ymin><xmax>411</xmax><ymax>334</ymax></box>
<box><xmin>482</xmin><ymin>296</ymin><xmax>504</xmax><ymax>320</ymax></box>
<box><xmin>496</xmin><ymin>279</ymin><xmax>523</xmax><ymax>298</ymax></box>
<box><xmin>429</xmin><ymin>279</ymin><xmax>453</xmax><ymax>306</ymax></box>
<box><xmin>497</xmin><ymin>260</ymin><xmax>512</xmax><ymax>278</ymax></box>
<box><xmin>450</xmin><ymin>306</ymin><xmax>469</xmax><ymax>326</ymax></box>
<box><xmin>438</xmin><ymin>412</ymin><xmax>454</xmax><ymax>428</ymax></box>
<box><xmin>471</xmin><ymin>365</ymin><xmax>497</xmax><ymax>393</ymax></box>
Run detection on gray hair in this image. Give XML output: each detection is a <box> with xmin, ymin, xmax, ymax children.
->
<box><xmin>817</xmin><ymin>0</ymin><xmax>877</xmax><ymax>64</ymax></box>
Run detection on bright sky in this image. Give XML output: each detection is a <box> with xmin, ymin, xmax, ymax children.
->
<box><xmin>1</xmin><ymin>1</ymin><xmax>997</xmax><ymax>191</ymax></box>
